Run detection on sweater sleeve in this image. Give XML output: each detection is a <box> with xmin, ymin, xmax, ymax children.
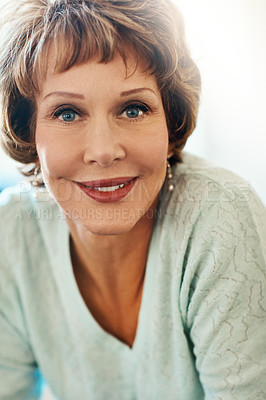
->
<box><xmin>0</xmin><ymin>246</ymin><xmax>43</xmax><ymax>400</ymax></box>
<box><xmin>183</xmin><ymin>187</ymin><xmax>266</xmax><ymax>400</ymax></box>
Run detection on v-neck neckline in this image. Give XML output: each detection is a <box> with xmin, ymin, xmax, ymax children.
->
<box><xmin>53</xmin><ymin>213</ymin><xmax>161</xmax><ymax>356</ymax></box>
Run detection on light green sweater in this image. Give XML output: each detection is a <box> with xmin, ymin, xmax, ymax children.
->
<box><xmin>0</xmin><ymin>153</ymin><xmax>265</xmax><ymax>400</ymax></box>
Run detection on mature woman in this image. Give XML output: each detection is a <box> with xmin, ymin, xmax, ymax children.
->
<box><xmin>0</xmin><ymin>0</ymin><xmax>265</xmax><ymax>399</ymax></box>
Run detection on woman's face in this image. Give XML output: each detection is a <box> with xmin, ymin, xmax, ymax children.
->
<box><xmin>35</xmin><ymin>51</ymin><xmax>169</xmax><ymax>235</ymax></box>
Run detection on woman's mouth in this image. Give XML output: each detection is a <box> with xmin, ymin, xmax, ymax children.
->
<box><xmin>75</xmin><ymin>177</ymin><xmax>138</xmax><ymax>203</ymax></box>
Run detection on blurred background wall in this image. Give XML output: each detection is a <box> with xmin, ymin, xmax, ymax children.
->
<box><xmin>176</xmin><ymin>0</ymin><xmax>266</xmax><ymax>204</ymax></box>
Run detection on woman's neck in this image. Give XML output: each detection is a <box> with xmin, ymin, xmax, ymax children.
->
<box><xmin>66</xmin><ymin>205</ymin><xmax>157</xmax><ymax>347</ymax></box>
<box><xmin>67</xmin><ymin>209</ymin><xmax>155</xmax><ymax>297</ymax></box>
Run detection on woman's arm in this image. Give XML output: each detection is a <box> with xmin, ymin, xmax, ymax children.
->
<box><xmin>183</xmin><ymin>186</ymin><xmax>266</xmax><ymax>399</ymax></box>
<box><xmin>0</xmin><ymin>248</ymin><xmax>43</xmax><ymax>399</ymax></box>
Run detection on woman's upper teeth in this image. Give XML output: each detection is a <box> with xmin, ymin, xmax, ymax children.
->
<box><xmin>94</xmin><ymin>183</ymin><xmax>126</xmax><ymax>192</ymax></box>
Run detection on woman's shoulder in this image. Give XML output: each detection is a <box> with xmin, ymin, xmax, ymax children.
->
<box><xmin>0</xmin><ymin>182</ymin><xmax>61</xmax><ymax>228</ymax></box>
<box><xmin>0</xmin><ymin>183</ymin><xmax>66</xmax><ymax>268</ymax></box>
<box><xmin>163</xmin><ymin>152</ymin><xmax>266</xmax><ymax>255</ymax></box>
<box><xmin>174</xmin><ymin>152</ymin><xmax>251</xmax><ymax>199</ymax></box>
<box><xmin>171</xmin><ymin>152</ymin><xmax>265</xmax><ymax>213</ymax></box>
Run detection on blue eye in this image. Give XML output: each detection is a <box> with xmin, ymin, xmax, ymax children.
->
<box><xmin>122</xmin><ymin>104</ymin><xmax>148</xmax><ymax>119</ymax></box>
<box><xmin>126</xmin><ymin>107</ymin><xmax>142</xmax><ymax>118</ymax></box>
<box><xmin>61</xmin><ymin>111</ymin><xmax>76</xmax><ymax>122</ymax></box>
<box><xmin>54</xmin><ymin>108</ymin><xmax>79</xmax><ymax>122</ymax></box>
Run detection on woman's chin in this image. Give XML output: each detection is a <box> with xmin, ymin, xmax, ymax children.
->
<box><xmin>66</xmin><ymin>213</ymin><xmax>142</xmax><ymax>237</ymax></box>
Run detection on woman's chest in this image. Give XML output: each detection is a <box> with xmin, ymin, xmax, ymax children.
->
<box><xmin>76</xmin><ymin>278</ymin><xmax>144</xmax><ymax>348</ymax></box>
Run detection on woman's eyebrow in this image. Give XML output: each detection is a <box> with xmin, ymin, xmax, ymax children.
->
<box><xmin>120</xmin><ymin>88</ymin><xmax>157</xmax><ymax>97</ymax></box>
<box><xmin>42</xmin><ymin>91</ymin><xmax>85</xmax><ymax>101</ymax></box>
<box><xmin>41</xmin><ymin>87</ymin><xmax>156</xmax><ymax>102</ymax></box>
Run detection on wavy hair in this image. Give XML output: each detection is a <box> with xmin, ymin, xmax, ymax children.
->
<box><xmin>0</xmin><ymin>0</ymin><xmax>201</xmax><ymax>179</ymax></box>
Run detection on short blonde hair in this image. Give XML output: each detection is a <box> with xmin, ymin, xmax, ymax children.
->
<box><xmin>0</xmin><ymin>0</ymin><xmax>201</xmax><ymax>178</ymax></box>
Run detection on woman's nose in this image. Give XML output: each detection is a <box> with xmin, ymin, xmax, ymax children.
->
<box><xmin>83</xmin><ymin>119</ymin><xmax>126</xmax><ymax>167</ymax></box>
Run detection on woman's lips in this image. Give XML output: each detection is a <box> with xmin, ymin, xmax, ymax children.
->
<box><xmin>75</xmin><ymin>177</ymin><xmax>138</xmax><ymax>203</ymax></box>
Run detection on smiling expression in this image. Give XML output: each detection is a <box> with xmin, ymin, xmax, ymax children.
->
<box><xmin>35</xmin><ymin>51</ymin><xmax>170</xmax><ymax>235</ymax></box>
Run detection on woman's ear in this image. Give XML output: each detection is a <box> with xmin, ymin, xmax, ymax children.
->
<box><xmin>167</xmin><ymin>143</ymin><xmax>175</xmax><ymax>159</ymax></box>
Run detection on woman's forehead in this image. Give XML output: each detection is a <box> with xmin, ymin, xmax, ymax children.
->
<box><xmin>37</xmin><ymin>41</ymin><xmax>154</xmax><ymax>88</ymax></box>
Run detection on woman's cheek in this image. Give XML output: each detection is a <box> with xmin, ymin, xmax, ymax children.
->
<box><xmin>36</xmin><ymin>133</ymin><xmax>79</xmax><ymax>180</ymax></box>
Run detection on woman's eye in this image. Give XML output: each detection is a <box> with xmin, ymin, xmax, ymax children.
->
<box><xmin>54</xmin><ymin>108</ymin><xmax>80</xmax><ymax>122</ymax></box>
<box><xmin>121</xmin><ymin>104</ymin><xmax>148</xmax><ymax>119</ymax></box>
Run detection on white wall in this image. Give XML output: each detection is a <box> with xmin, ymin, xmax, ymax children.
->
<box><xmin>176</xmin><ymin>0</ymin><xmax>266</xmax><ymax>204</ymax></box>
